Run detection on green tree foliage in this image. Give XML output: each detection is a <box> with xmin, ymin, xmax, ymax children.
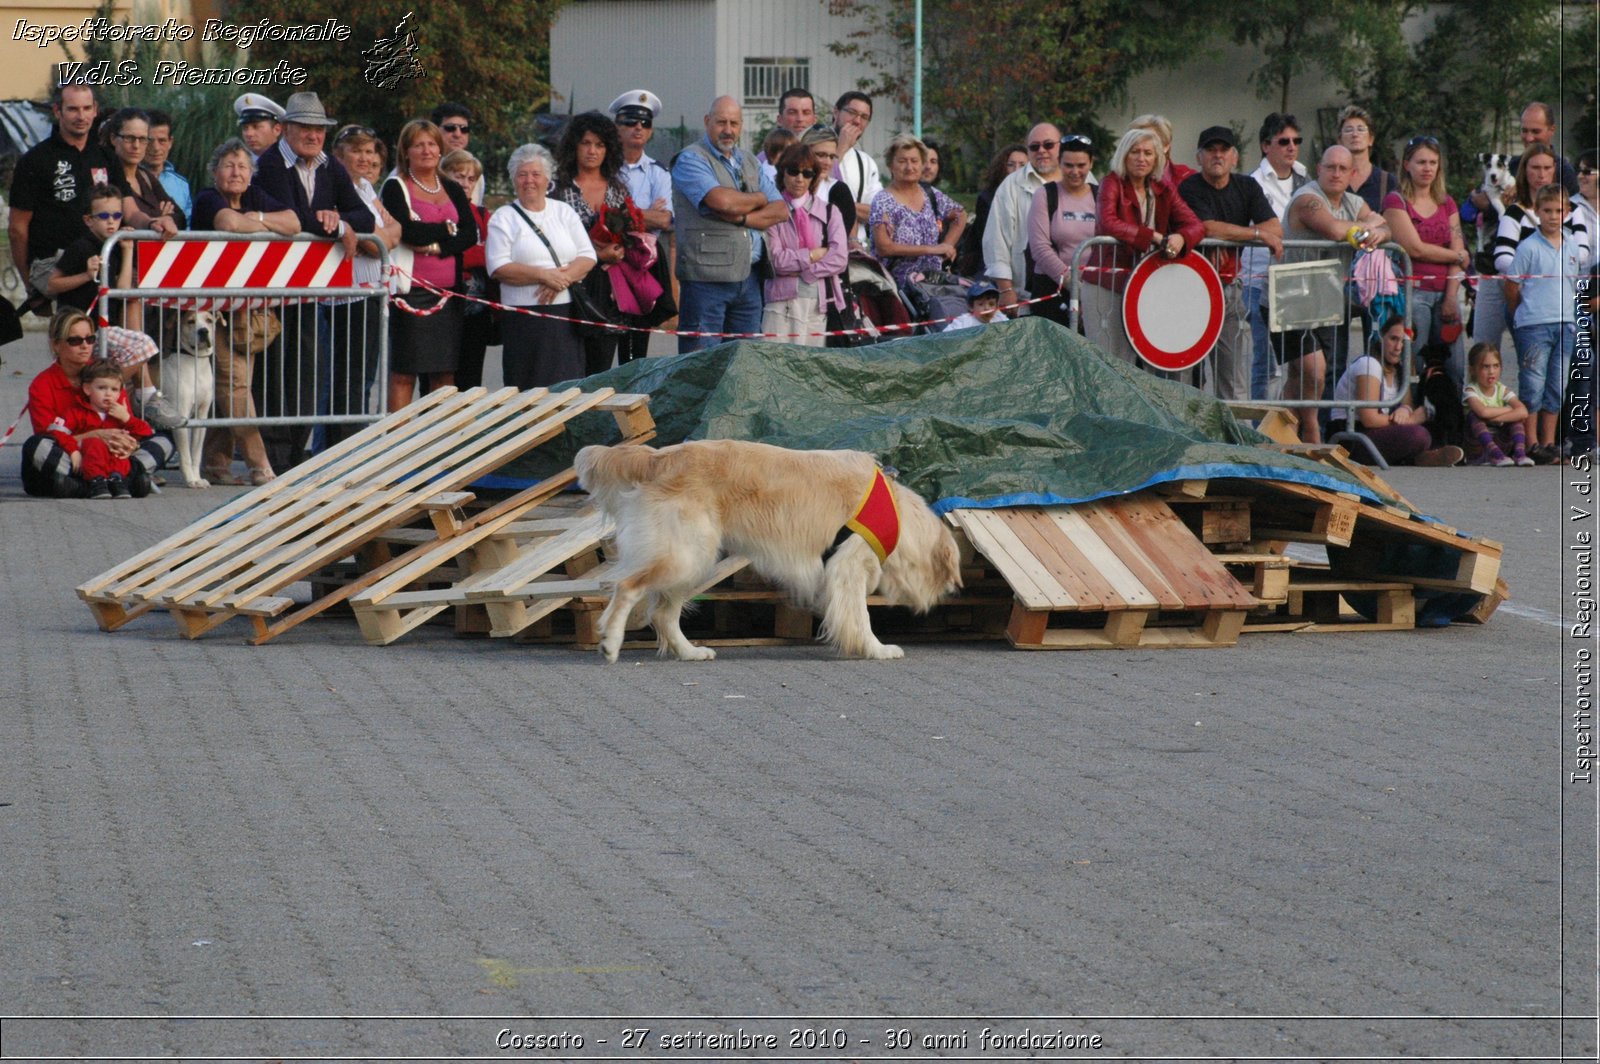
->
<box><xmin>57</xmin><ymin>0</ymin><xmax>244</xmax><ymax>183</ymax></box>
<box><xmin>1338</xmin><ymin>1</ymin><xmax>1580</xmax><ymax>195</ymax></box>
<box><xmin>1562</xmin><ymin>3</ymin><xmax>1597</xmax><ymax>156</ymax></box>
<box><xmin>825</xmin><ymin>0</ymin><xmax>1210</xmax><ymax>186</ymax></box>
<box><xmin>232</xmin><ymin>0</ymin><xmax>567</xmax><ymax>156</ymax></box>
<box><xmin>1202</xmin><ymin>0</ymin><xmax>1399</xmax><ymax>116</ymax></box>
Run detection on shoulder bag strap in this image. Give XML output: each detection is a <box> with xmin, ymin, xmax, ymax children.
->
<box><xmin>511</xmin><ymin>202</ymin><xmax>564</xmax><ymax>268</ymax></box>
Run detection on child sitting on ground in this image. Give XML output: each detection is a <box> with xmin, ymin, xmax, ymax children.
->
<box><xmin>1463</xmin><ymin>342</ymin><xmax>1532</xmax><ymax>466</ymax></box>
<box><xmin>45</xmin><ymin>358</ymin><xmax>156</xmax><ymax>498</ymax></box>
<box><xmin>946</xmin><ymin>281</ymin><xmax>1003</xmax><ymax>331</ymax></box>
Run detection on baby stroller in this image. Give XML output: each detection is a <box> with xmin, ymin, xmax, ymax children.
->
<box><xmin>836</xmin><ymin>249</ymin><xmax>911</xmax><ymax>344</ymax></box>
<box><xmin>899</xmin><ymin>268</ymin><xmax>974</xmax><ymax>334</ymax></box>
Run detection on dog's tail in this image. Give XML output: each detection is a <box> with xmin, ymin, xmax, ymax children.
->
<box><xmin>575</xmin><ymin>444</ymin><xmax>659</xmax><ymax>506</ymax></box>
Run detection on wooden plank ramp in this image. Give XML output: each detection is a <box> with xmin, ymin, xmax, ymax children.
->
<box><xmin>76</xmin><ymin>388</ymin><xmax>654</xmax><ymax>643</ymax></box>
<box><xmin>950</xmin><ymin>497</ymin><xmax>1260</xmax><ymax>650</ymax></box>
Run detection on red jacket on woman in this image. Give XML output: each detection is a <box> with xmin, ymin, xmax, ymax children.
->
<box><xmin>1087</xmin><ymin>169</ymin><xmax>1206</xmax><ymax>293</ymax></box>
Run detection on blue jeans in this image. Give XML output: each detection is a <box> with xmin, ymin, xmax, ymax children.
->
<box><xmin>1512</xmin><ymin>321</ymin><xmax>1575</xmax><ymax>414</ymax></box>
<box><xmin>677</xmin><ymin>273</ymin><xmax>764</xmax><ymax>354</ymax></box>
<box><xmin>1244</xmin><ymin>283</ymin><xmax>1272</xmax><ymax>400</ymax></box>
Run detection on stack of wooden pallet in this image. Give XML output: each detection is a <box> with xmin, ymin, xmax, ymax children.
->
<box><xmin>78</xmin><ymin>394</ymin><xmax>1505</xmax><ymax>652</ymax></box>
<box><xmin>76</xmin><ymin>386</ymin><xmax>655</xmax><ymax>644</ymax></box>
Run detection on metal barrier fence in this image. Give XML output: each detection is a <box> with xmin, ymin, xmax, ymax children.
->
<box><xmin>98</xmin><ymin>230</ymin><xmax>390</xmax><ymax>440</ymax></box>
<box><xmin>1066</xmin><ymin>236</ymin><xmax>1418</xmax><ymax>421</ymax></box>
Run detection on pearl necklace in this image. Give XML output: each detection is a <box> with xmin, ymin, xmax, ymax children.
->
<box><xmin>412</xmin><ymin>174</ymin><xmax>443</xmax><ymax>195</ymax></box>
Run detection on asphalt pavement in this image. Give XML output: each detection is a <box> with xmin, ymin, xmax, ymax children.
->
<box><xmin>0</xmin><ymin>327</ymin><xmax>1595</xmax><ymax>1062</ymax></box>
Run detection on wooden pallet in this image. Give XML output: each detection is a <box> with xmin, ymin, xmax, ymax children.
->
<box><xmin>76</xmin><ymin>386</ymin><xmax>653</xmax><ymax>643</ymax></box>
<box><xmin>502</xmin><ymin>552</ymin><xmax>1014</xmax><ymax>651</ymax></box>
<box><xmin>950</xmin><ymin>496</ymin><xmax>1261</xmax><ymax>650</ymax></box>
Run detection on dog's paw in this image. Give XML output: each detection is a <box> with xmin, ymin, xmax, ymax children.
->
<box><xmin>863</xmin><ymin>642</ymin><xmax>905</xmax><ymax>660</ymax></box>
<box><xmin>599</xmin><ymin>639</ymin><xmax>621</xmax><ymax>664</ymax></box>
<box><xmin>676</xmin><ymin>644</ymin><xmax>716</xmax><ymax>662</ymax></box>
<box><xmin>185</xmin><ymin>477</ymin><xmax>210</xmax><ymax>489</ymax></box>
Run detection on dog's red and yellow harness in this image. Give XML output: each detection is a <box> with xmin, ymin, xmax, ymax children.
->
<box><xmin>826</xmin><ymin>466</ymin><xmax>901</xmax><ymax>563</ymax></box>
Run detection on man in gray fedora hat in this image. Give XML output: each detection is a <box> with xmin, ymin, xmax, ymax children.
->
<box><xmin>249</xmin><ymin>90</ymin><xmax>374</xmax><ymax>469</ymax></box>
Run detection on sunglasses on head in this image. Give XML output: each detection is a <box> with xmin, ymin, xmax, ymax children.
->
<box><xmin>334</xmin><ymin>125</ymin><xmax>376</xmax><ymax>144</ymax></box>
<box><xmin>1407</xmin><ymin>134</ymin><xmax>1440</xmax><ymax>149</ymax></box>
<box><xmin>1275</xmin><ymin>135</ymin><xmax>1303</xmax><ymax>146</ymax></box>
<box><xmin>783</xmin><ymin>167</ymin><xmax>818</xmax><ymax>179</ymax></box>
<box><xmin>1028</xmin><ymin>139</ymin><xmax>1059</xmax><ymax>153</ymax></box>
<box><xmin>440</xmin><ymin>123</ymin><xmax>470</xmax><ymax>134</ymax></box>
<box><xmin>1061</xmin><ymin>134</ymin><xmax>1092</xmax><ymax>151</ymax></box>
<box><xmin>91</xmin><ymin>211</ymin><xmax>123</xmax><ymax>221</ymax></box>
<box><xmin>616</xmin><ymin>117</ymin><xmax>652</xmax><ymax>128</ymax></box>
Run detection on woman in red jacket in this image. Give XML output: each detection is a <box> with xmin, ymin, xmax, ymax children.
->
<box><xmin>21</xmin><ymin>309</ymin><xmax>173</xmax><ymax>498</ymax></box>
<box><xmin>1082</xmin><ymin>126</ymin><xmax>1205</xmax><ymax>373</ymax></box>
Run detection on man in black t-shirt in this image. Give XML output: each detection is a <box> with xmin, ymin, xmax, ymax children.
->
<box><xmin>1178</xmin><ymin>125</ymin><xmax>1284</xmax><ymax>402</ymax></box>
<box><xmin>7</xmin><ymin>83</ymin><xmax>114</xmax><ymax>314</ymax></box>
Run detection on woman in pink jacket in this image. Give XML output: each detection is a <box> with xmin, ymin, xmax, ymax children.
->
<box><xmin>1082</xmin><ymin>126</ymin><xmax>1205</xmax><ymax>369</ymax></box>
<box><xmin>763</xmin><ymin>143</ymin><xmax>850</xmax><ymax>347</ymax></box>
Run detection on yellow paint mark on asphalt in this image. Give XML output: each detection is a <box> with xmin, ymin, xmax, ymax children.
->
<box><xmin>477</xmin><ymin>957</ymin><xmax>648</xmax><ymax>988</ymax></box>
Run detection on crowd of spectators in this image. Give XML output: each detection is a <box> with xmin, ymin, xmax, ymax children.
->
<box><xmin>7</xmin><ymin>79</ymin><xmax>1596</xmax><ymax>498</ymax></box>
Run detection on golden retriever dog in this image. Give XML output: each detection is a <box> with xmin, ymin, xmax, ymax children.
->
<box><xmin>575</xmin><ymin>440</ymin><xmax>962</xmax><ymax>661</ymax></box>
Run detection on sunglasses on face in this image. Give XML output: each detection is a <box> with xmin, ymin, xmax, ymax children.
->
<box><xmin>116</xmin><ymin>133</ymin><xmax>147</xmax><ymax>143</ymax></box>
<box><xmin>90</xmin><ymin>211</ymin><xmax>123</xmax><ymax>221</ymax></box>
<box><xmin>63</xmin><ymin>335</ymin><xmax>95</xmax><ymax>346</ymax></box>
<box><xmin>440</xmin><ymin>123</ymin><xmax>470</xmax><ymax>134</ymax></box>
<box><xmin>616</xmin><ymin>118</ymin><xmax>652</xmax><ymax>129</ymax></box>
<box><xmin>783</xmin><ymin>167</ymin><xmax>817</xmax><ymax>179</ymax></box>
<box><xmin>1580</xmin><ymin>166</ymin><xmax>1596</xmax><ymax>176</ymax></box>
<box><xmin>1275</xmin><ymin>136</ymin><xmax>1303</xmax><ymax>146</ymax></box>
<box><xmin>1028</xmin><ymin>139</ymin><xmax>1058</xmax><ymax>153</ymax></box>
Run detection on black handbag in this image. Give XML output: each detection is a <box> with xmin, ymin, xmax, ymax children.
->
<box><xmin>511</xmin><ymin>202</ymin><xmax>617</xmax><ymax>339</ymax></box>
<box><xmin>825</xmin><ymin>290</ymin><xmax>873</xmax><ymax>347</ymax></box>
<box><xmin>815</xmin><ymin>201</ymin><xmax>871</xmax><ymax>347</ymax></box>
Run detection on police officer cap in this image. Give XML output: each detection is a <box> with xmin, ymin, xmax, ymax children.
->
<box><xmin>234</xmin><ymin>93</ymin><xmax>286</xmax><ymax>125</ymax></box>
<box><xmin>608</xmin><ymin>89</ymin><xmax>662</xmax><ymax>124</ymax></box>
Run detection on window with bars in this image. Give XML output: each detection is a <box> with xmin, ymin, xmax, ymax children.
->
<box><xmin>743</xmin><ymin>57</ymin><xmax>810</xmax><ymax>108</ymax></box>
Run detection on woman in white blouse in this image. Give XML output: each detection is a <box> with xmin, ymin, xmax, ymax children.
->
<box><xmin>486</xmin><ymin>143</ymin><xmax>596</xmax><ymax>388</ymax></box>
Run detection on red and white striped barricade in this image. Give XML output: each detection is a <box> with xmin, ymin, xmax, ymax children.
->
<box><xmin>98</xmin><ymin>230</ymin><xmax>390</xmax><ymax>433</ymax></box>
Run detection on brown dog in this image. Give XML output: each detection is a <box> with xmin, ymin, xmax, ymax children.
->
<box><xmin>576</xmin><ymin>440</ymin><xmax>962</xmax><ymax>661</ymax></box>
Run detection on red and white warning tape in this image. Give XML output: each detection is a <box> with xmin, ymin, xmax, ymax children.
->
<box><xmin>388</xmin><ymin>266</ymin><xmax>1064</xmax><ymax>341</ymax></box>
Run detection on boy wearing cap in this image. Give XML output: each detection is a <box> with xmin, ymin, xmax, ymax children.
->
<box><xmin>947</xmin><ymin>281</ymin><xmax>1003</xmax><ymax>331</ymax></box>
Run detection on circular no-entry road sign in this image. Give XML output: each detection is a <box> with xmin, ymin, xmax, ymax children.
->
<box><xmin>1122</xmin><ymin>252</ymin><xmax>1225</xmax><ymax>372</ymax></box>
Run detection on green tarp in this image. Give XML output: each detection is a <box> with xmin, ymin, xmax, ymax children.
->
<box><xmin>487</xmin><ymin>316</ymin><xmax>1387</xmax><ymax>511</ymax></box>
